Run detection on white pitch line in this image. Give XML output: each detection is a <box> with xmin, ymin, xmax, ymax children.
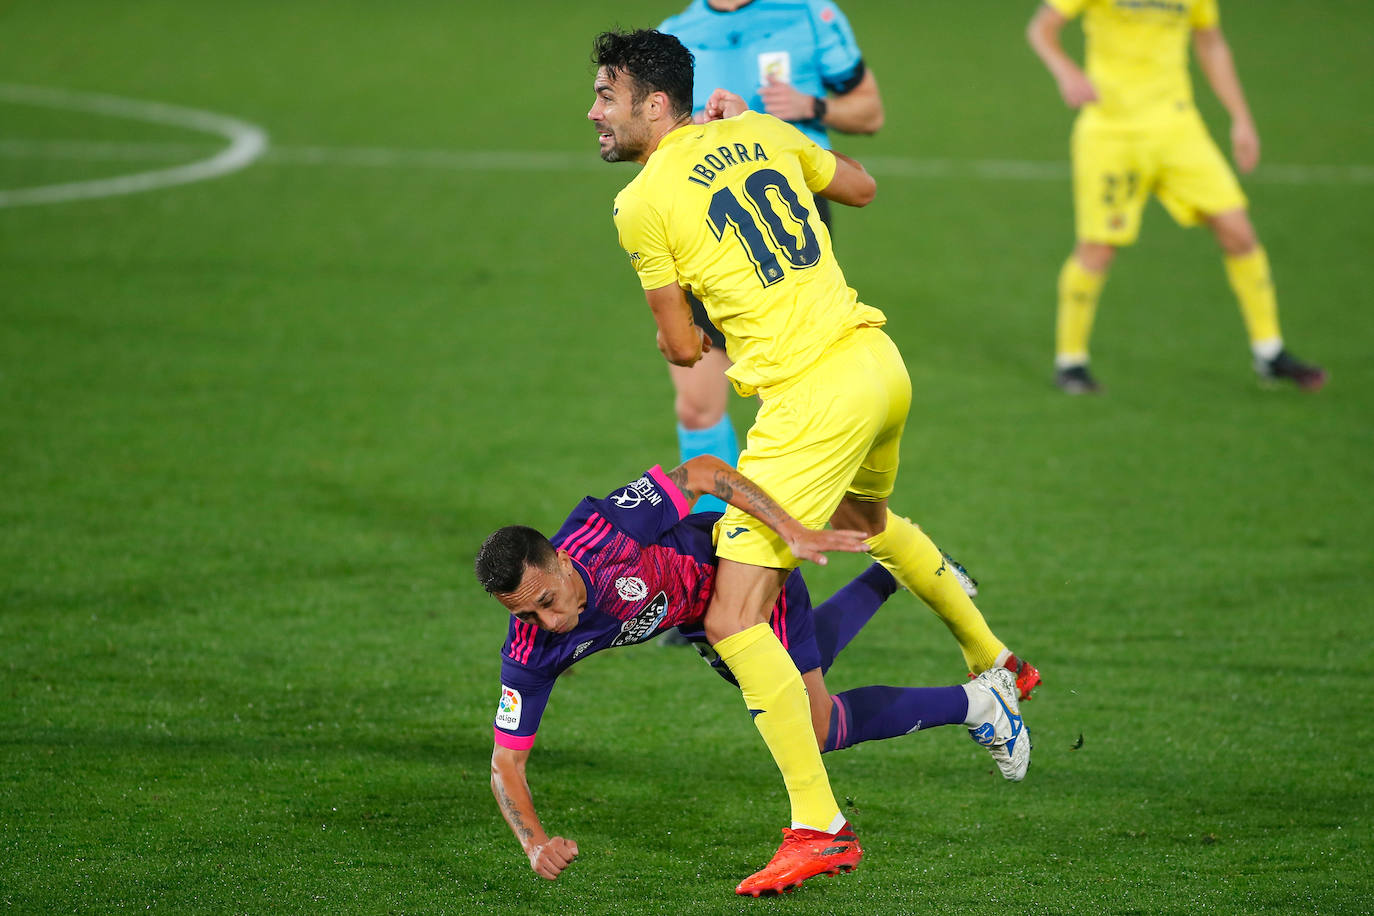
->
<box><xmin>0</xmin><ymin>138</ymin><xmax>215</xmax><ymax>163</ymax></box>
<box><xmin>269</xmin><ymin>145</ymin><xmax>603</xmax><ymax>173</ymax></box>
<box><xmin>0</xmin><ymin>85</ymin><xmax>268</xmax><ymax>208</ymax></box>
<box><xmin>2</xmin><ymin>135</ymin><xmax>1373</xmax><ymax>188</ymax></box>
<box><xmin>265</xmin><ymin>146</ymin><xmax>1374</xmax><ymax>185</ymax></box>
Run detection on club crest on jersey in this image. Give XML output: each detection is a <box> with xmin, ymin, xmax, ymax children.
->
<box><xmin>611</xmin><ymin>591</ymin><xmax>669</xmax><ymax>647</ymax></box>
<box><xmin>496</xmin><ymin>685</ymin><xmax>522</xmax><ymax>729</ymax></box>
<box><xmin>611</xmin><ymin>475</ymin><xmax>663</xmax><ymax>510</ymax></box>
<box><xmin>616</xmin><ymin>576</ymin><xmax>648</xmax><ymax>601</ymax></box>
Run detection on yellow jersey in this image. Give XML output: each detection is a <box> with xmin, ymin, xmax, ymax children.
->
<box><xmin>1048</xmin><ymin>0</ymin><xmax>1220</xmax><ymax>126</ymax></box>
<box><xmin>613</xmin><ymin>111</ymin><xmax>886</xmax><ymax>397</ymax></box>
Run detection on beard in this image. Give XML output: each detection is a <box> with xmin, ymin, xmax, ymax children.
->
<box><xmin>598</xmin><ymin>116</ymin><xmax>651</xmax><ymax>163</ymax></box>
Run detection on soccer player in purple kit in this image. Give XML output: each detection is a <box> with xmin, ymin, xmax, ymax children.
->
<box><xmin>477</xmin><ymin>456</ymin><xmax>1028</xmax><ymax>883</ymax></box>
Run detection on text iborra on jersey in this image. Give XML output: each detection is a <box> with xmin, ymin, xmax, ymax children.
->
<box><xmin>687</xmin><ymin>143</ymin><xmax>771</xmax><ymax>188</ymax></box>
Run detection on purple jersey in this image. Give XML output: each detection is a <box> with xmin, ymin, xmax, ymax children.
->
<box><xmin>495</xmin><ymin>466</ymin><xmax>710</xmax><ymax>749</ymax></box>
<box><xmin>492</xmin><ymin>466</ymin><xmax>819</xmax><ymax>750</ymax></box>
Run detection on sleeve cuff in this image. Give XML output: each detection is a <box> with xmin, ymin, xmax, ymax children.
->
<box><xmin>494</xmin><ymin>728</ymin><xmax>536</xmax><ymax>750</ymax></box>
<box><xmin>649</xmin><ymin>464</ymin><xmax>692</xmax><ymax>519</ymax></box>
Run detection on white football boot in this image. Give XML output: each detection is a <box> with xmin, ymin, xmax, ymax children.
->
<box><xmin>940</xmin><ymin>549</ymin><xmax>979</xmax><ymax>598</ymax></box>
<box><xmin>967</xmin><ymin>666</ymin><xmax>1031</xmax><ymax>781</ymax></box>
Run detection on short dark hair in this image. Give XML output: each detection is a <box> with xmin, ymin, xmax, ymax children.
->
<box><xmin>474</xmin><ymin>525</ymin><xmax>558</xmax><ymax>594</ymax></box>
<box><xmin>592</xmin><ymin>29</ymin><xmax>694</xmax><ymax>120</ymax></box>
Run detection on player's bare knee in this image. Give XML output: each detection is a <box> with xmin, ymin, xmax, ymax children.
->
<box><xmin>671</xmin><ymin>373</ymin><xmax>729</xmax><ymax>428</ymax></box>
<box><xmin>703</xmin><ymin>613</ymin><xmax>745</xmax><ymax>646</ymax></box>
<box><xmin>703</xmin><ymin>599</ymin><xmax>754</xmax><ymax>645</ymax></box>
<box><xmin>1074</xmin><ymin>241</ymin><xmax>1116</xmax><ymax>273</ymax></box>
<box><xmin>831</xmin><ymin>496</ymin><xmax>886</xmax><ymax>535</ymax></box>
<box><xmin>1208</xmin><ymin>210</ymin><xmax>1257</xmax><ymax>256</ymax></box>
<box><xmin>674</xmin><ymin>394</ymin><xmax>725</xmax><ymax>429</ymax></box>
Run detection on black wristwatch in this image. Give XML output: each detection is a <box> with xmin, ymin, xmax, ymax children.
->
<box><xmin>812</xmin><ymin>95</ymin><xmax>828</xmax><ymax>122</ymax></box>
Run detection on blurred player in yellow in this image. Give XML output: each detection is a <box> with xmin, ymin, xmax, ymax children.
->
<box><xmin>1027</xmin><ymin>0</ymin><xmax>1327</xmax><ymax>394</ymax></box>
<box><xmin>588</xmin><ymin>28</ymin><xmax>1037</xmax><ymax>896</ymax></box>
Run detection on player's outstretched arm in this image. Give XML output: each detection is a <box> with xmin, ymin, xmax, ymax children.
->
<box><xmin>668</xmin><ymin>455</ymin><xmax>871</xmax><ymax>564</ymax></box>
<box><xmin>1194</xmin><ymin>27</ymin><xmax>1260</xmax><ymax>173</ymax></box>
<box><xmin>491</xmin><ymin>744</ymin><xmax>579</xmax><ymax>880</ymax></box>
<box><xmin>817</xmin><ymin>150</ymin><xmax>876</xmax><ymax>207</ymax></box>
<box><xmin>1026</xmin><ymin>4</ymin><xmax>1098</xmax><ymax>108</ymax></box>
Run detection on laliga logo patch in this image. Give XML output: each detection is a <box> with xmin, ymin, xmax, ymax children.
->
<box><xmin>496</xmin><ymin>685</ymin><xmax>522</xmax><ymax>729</ymax></box>
<box><xmin>616</xmin><ymin>576</ymin><xmax>648</xmax><ymax>601</ymax></box>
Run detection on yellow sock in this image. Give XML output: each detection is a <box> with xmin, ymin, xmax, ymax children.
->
<box><xmin>1056</xmin><ymin>255</ymin><xmax>1107</xmax><ymax>366</ymax></box>
<box><xmin>866</xmin><ymin>510</ymin><xmax>1006</xmax><ymax>673</ymax></box>
<box><xmin>713</xmin><ymin>623</ymin><xmax>840</xmax><ymax>832</ymax></box>
<box><xmin>1224</xmin><ymin>246</ymin><xmax>1283</xmax><ymax>351</ymax></box>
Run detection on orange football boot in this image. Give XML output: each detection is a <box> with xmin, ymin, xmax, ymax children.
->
<box><xmin>735</xmin><ymin>821</ymin><xmax>862</xmax><ymax>897</ymax></box>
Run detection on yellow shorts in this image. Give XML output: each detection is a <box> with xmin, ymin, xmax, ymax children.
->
<box><xmin>715</xmin><ymin>326</ymin><xmax>912</xmax><ymax>569</ymax></box>
<box><xmin>1072</xmin><ymin>110</ymin><xmax>1247</xmax><ymax>245</ymax></box>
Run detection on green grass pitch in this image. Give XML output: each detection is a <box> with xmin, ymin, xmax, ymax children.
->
<box><xmin>2</xmin><ymin>2</ymin><xmax>1371</xmax><ymax>913</ymax></box>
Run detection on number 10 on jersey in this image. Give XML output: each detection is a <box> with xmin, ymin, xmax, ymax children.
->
<box><xmin>707</xmin><ymin>168</ymin><xmax>822</xmax><ymax>287</ymax></box>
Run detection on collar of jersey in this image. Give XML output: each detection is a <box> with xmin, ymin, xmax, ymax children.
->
<box><xmin>657</xmin><ymin>121</ymin><xmax>703</xmax><ymax>154</ymax></box>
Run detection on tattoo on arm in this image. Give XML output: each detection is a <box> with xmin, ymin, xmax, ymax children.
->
<box><xmin>712</xmin><ymin>469</ymin><xmax>786</xmax><ymax>527</ymax></box>
<box><xmin>710</xmin><ymin>469</ymin><xmax>734</xmax><ymax>504</ymax></box>
<box><xmin>672</xmin><ymin>461</ymin><xmax>794</xmax><ymax>534</ymax></box>
<box><xmin>667</xmin><ymin>464</ymin><xmax>699</xmax><ymax>503</ymax></box>
<box><xmin>495</xmin><ymin>780</ymin><xmax>535</xmax><ymax>844</ymax></box>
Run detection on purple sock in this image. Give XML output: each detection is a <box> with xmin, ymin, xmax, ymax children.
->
<box><xmin>824</xmin><ymin>685</ymin><xmax>969</xmax><ymax>753</ymax></box>
<box><xmin>813</xmin><ymin>564</ymin><xmax>899</xmax><ymax>673</ymax></box>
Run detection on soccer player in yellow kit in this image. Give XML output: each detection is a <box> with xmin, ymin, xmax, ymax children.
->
<box><xmin>1027</xmin><ymin>0</ymin><xmax>1327</xmax><ymax>393</ymax></box>
<box><xmin>588</xmin><ymin>29</ymin><xmax>1037</xmax><ymax>896</ymax></box>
